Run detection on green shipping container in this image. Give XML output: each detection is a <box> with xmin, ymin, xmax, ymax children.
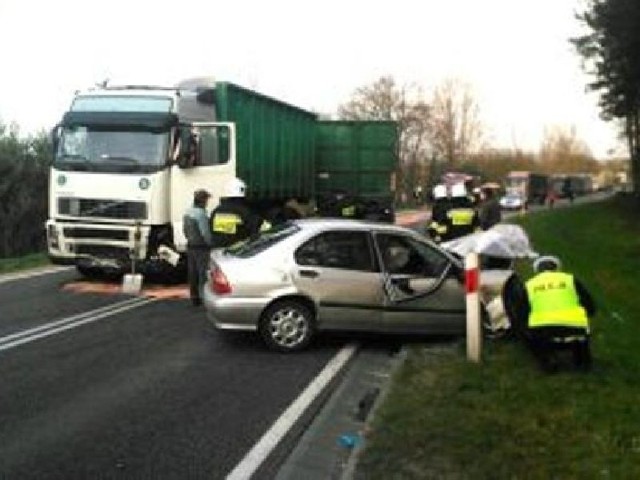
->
<box><xmin>213</xmin><ymin>82</ymin><xmax>318</xmax><ymax>200</ymax></box>
<box><xmin>315</xmin><ymin>121</ymin><xmax>398</xmax><ymax>200</ymax></box>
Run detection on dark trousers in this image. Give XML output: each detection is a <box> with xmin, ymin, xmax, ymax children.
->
<box><xmin>187</xmin><ymin>247</ymin><xmax>210</xmax><ymax>303</ymax></box>
<box><xmin>525</xmin><ymin>327</ymin><xmax>591</xmax><ymax>372</ymax></box>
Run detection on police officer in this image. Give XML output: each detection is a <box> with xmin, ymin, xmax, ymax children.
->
<box><xmin>210</xmin><ymin>178</ymin><xmax>262</xmax><ymax>249</ymax></box>
<box><xmin>426</xmin><ymin>184</ymin><xmax>449</xmax><ymax>243</ymax></box>
<box><xmin>442</xmin><ymin>183</ymin><xmax>480</xmax><ymax>241</ymax></box>
<box><xmin>502</xmin><ymin>256</ymin><xmax>596</xmax><ymax>372</ymax></box>
<box><xmin>183</xmin><ymin>189</ymin><xmax>213</xmax><ymax>306</ymax></box>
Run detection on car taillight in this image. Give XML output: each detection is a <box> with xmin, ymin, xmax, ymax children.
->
<box><xmin>210</xmin><ymin>266</ymin><xmax>232</xmax><ymax>295</ymax></box>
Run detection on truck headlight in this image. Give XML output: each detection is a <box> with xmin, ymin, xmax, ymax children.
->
<box><xmin>47</xmin><ymin>224</ymin><xmax>60</xmax><ymax>249</ymax></box>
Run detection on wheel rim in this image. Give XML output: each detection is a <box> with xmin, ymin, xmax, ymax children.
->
<box><xmin>268</xmin><ymin>307</ymin><xmax>308</xmax><ymax>348</ymax></box>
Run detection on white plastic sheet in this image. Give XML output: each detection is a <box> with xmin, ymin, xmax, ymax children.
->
<box><xmin>441</xmin><ymin>224</ymin><xmax>537</xmax><ymax>259</ymax></box>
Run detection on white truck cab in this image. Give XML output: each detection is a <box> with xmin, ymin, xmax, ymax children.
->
<box><xmin>47</xmin><ymin>80</ymin><xmax>236</xmax><ymax>277</ymax></box>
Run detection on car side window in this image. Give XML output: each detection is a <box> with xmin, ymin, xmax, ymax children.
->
<box><xmin>295</xmin><ymin>231</ymin><xmax>375</xmax><ymax>272</ymax></box>
<box><xmin>376</xmin><ymin>233</ymin><xmax>450</xmax><ymax>277</ymax></box>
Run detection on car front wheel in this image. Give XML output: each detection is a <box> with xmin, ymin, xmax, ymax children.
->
<box><xmin>259</xmin><ymin>300</ymin><xmax>315</xmax><ymax>352</ymax></box>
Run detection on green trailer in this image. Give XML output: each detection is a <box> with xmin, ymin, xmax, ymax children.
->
<box><xmin>315</xmin><ymin>120</ymin><xmax>398</xmax><ymax>222</ymax></box>
<box><xmin>211</xmin><ymin>82</ymin><xmax>318</xmax><ymax>204</ymax></box>
<box><xmin>206</xmin><ymin>83</ymin><xmax>397</xmax><ymax>221</ymax></box>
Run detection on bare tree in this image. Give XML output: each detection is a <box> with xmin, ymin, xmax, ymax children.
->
<box><xmin>430</xmin><ymin>78</ymin><xmax>483</xmax><ymax>166</ymax></box>
<box><xmin>339</xmin><ymin>76</ymin><xmax>432</xmax><ymax>200</ymax></box>
<box><xmin>539</xmin><ymin>125</ymin><xmax>598</xmax><ymax>173</ymax></box>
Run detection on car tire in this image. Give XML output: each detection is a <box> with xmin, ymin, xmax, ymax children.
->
<box><xmin>259</xmin><ymin>300</ymin><xmax>315</xmax><ymax>352</ymax></box>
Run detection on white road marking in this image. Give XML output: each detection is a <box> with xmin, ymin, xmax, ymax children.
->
<box><xmin>0</xmin><ymin>266</ymin><xmax>73</xmax><ymax>285</ymax></box>
<box><xmin>0</xmin><ymin>297</ymin><xmax>156</xmax><ymax>353</ymax></box>
<box><xmin>226</xmin><ymin>343</ymin><xmax>358</xmax><ymax>480</ymax></box>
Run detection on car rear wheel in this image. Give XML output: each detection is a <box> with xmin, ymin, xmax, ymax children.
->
<box><xmin>259</xmin><ymin>300</ymin><xmax>315</xmax><ymax>352</ymax></box>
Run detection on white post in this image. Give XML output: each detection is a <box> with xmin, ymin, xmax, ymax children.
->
<box><xmin>465</xmin><ymin>252</ymin><xmax>482</xmax><ymax>362</ymax></box>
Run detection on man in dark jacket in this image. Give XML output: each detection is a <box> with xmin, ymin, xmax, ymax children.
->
<box><xmin>479</xmin><ymin>188</ymin><xmax>502</xmax><ymax>230</ymax></box>
<box><xmin>502</xmin><ymin>255</ymin><xmax>596</xmax><ymax>372</ymax></box>
<box><xmin>183</xmin><ymin>189</ymin><xmax>213</xmax><ymax>306</ymax></box>
<box><xmin>209</xmin><ymin>179</ymin><xmax>262</xmax><ymax>249</ymax></box>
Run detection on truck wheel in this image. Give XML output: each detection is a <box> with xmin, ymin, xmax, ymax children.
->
<box><xmin>259</xmin><ymin>300</ymin><xmax>315</xmax><ymax>352</ymax></box>
<box><xmin>76</xmin><ymin>265</ymin><xmax>99</xmax><ymax>279</ymax></box>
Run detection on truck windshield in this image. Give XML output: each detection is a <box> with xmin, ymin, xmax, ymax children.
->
<box><xmin>54</xmin><ymin>126</ymin><xmax>170</xmax><ymax>174</ymax></box>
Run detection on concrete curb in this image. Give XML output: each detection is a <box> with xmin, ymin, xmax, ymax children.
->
<box><xmin>275</xmin><ymin>346</ymin><xmax>404</xmax><ymax>480</ymax></box>
<box><xmin>339</xmin><ymin>346</ymin><xmax>409</xmax><ymax>480</ymax></box>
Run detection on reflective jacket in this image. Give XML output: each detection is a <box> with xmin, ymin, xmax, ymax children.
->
<box><xmin>427</xmin><ymin>199</ymin><xmax>450</xmax><ymax>242</ymax></box>
<box><xmin>210</xmin><ymin>199</ymin><xmax>261</xmax><ymax>249</ymax></box>
<box><xmin>442</xmin><ymin>198</ymin><xmax>480</xmax><ymax>240</ymax></box>
<box><xmin>525</xmin><ymin>272</ymin><xmax>589</xmax><ymax>330</ymax></box>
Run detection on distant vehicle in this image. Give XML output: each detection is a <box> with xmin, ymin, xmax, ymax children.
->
<box><xmin>549</xmin><ymin>174</ymin><xmax>567</xmax><ymax>197</ymax></box>
<box><xmin>550</xmin><ymin>173</ymin><xmax>594</xmax><ymax>198</ymax></box>
<box><xmin>441</xmin><ymin>172</ymin><xmax>481</xmax><ymax>194</ymax></box>
<box><xmin>204</xmin><ymin>219</ymin><xmax>470</xmax><ymax>352</ymax></box>
<box><xmin>505</xmin><ymin>171</ymin><xmax>548</xmax><ymax>204</ymax></box>
<box><xmin>499</xmin><ymin>192</ymin><xmax>526</xmax><ymax>210</ymax></box>
<box><xmin>567</xmin><ymin>174</ymin><xmax>593</xmax><ymax>196</ymax></box>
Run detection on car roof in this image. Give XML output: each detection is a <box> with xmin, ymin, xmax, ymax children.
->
<box><xmin>291</xmin><ymin>218</ymin><xmax>413</xmax><ymax>234</ymax></box>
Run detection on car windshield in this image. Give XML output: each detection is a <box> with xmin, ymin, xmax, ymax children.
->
<box><xmin>54</xmin><ymin>126</ymin><xmax>170</xmax><ymax>174</ymax></box>
<box><xmin>225</xmin><ymin>223</ymin><xmax>301</xmax><ymax>258</ymax></box>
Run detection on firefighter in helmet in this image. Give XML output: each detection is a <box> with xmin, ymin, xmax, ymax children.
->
<box><xmin>209</xmin><ymin>179</ymin><xmax>263</xmax><ymax>249</ymax></box>
<box><xmin>442</xmin><ymin>183</ymin><xmax>480</xmax><ymax>241</ymax></box>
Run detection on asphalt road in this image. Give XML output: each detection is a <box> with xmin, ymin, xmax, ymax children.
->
<box><xmin>0</xmin><ymin>268</ymin><xmax>346</xmax><ymax>479</ymax></box>
<box><xmin>1</xmin><ymin>196</ymin><xmax>609</xmax><ymax>479</ymax></box>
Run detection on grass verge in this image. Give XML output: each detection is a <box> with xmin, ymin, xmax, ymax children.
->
<box><xmin>356</xmin><ymin>194</ymin><xmax>640</xmax><ymax>479</ymax></box>
<box><xmin>0</xmin><ymin>252</ymin><xmax>51</xmax><ymax>275</ymax></box>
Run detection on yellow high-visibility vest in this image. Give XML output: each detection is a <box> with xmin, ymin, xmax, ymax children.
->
<box><xmin>212</xmin><ymin>213</ymin><xmax>243</xmax><ymax>234</ymax></box>
<box><xmin>525</xmin><ymin>272</ymin><xmax>589</xmax><ymax>330</ymax></box>
<box><xmin>341</xmin><ymin>205</ymin><xmax>356</xmax><ymax>217</ymax></box>
<box><xmin>260</xmin><ymin>220</ymin><xmax>272</xmax><ymax>232</ymax></box>
<box><xmin>447</xmin><ymin>208</ymin><xmax>475</xmax><ymax>226</ymax></box>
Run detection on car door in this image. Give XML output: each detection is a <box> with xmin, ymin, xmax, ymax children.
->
<box><xmin>293</xmin><ymin>230</ymin><xmax>384</xmax><ymax>330</ymax></box>
<box><xmin>374</xmin><ymin>232</ymin><xmax>466</xmax><ymax>334</ymax></box>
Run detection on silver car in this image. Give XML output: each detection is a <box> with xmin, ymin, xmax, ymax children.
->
<box><xmin>203</xmin><ymin>219</ymin><xmax>468</xmax><ymax>352</ymax></box>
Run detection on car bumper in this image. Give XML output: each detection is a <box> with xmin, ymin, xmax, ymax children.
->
<box><xmin>203</xmin><ymin>286</ymin><xmax>269</xmax><ymax>331</ymax></box>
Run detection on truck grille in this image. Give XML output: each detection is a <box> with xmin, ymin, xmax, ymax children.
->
<box><xmin>58</xmin><ymin>198</ymin><xmax>147</xmax><ymax>220</ymax></box>
<box><xmin>75</xmin><ymin>245</ymin><xmax>130</xmax><ymax>259</ymax></box>
<box><xmin>63</xmin><ymin>227</ymin><xmax>129</xmax><ymax>241</ymax></box>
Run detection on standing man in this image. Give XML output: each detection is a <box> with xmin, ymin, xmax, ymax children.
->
<box><xmin>502</xmin><ymin>255</ymin><xmax>596</xmax><ymax>372</ymax></box>
<box><xmin>479</xmin><ymin>187</ymin><xmax>502</xmax><ymax>230</ymax></box>
<box><xmin>183</xmin><ymin>189</ymin><xmax>213</xmax><ymax>306</ymax></box>
<box><xmin>563</xmin><ymin>178</ymin><xmax>574</xmax><ymax>203</ymax></box>
<box><xmin>210</xmin><ymin>178</ymin><xmax>262</xmax><ymax>249</ymax></box>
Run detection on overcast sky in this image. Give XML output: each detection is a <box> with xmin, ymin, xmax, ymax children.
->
<box><xmin>0</xmin><ymin>0</ymin><xmax>622</xmax><ymax>159</ymax></box>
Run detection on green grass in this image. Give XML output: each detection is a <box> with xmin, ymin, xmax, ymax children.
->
<box><xmin>0</xmin><ymin>252</ymin><xmax>51</xmax><ymax>275</ymax></box>
<box><xmin>357</xmin><ymin>195</ymin><xmax>640</xmax><ymax>479</ymax></box>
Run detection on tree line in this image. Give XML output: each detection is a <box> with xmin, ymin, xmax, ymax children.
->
<box><xmin>338</xmin><ymin>75</ymin><xmax>619</xmax><ymax>201</ymax></box>
<box><xmin>0</xmin><ymin>123</ymin><xmax>51</xmax><ymax>258</ymax></box>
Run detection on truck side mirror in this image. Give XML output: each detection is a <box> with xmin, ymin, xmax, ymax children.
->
<box><xmin>51</xmin><ymin>125</ymin><xmax>61</xmax><ymax>156</ymax></box>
